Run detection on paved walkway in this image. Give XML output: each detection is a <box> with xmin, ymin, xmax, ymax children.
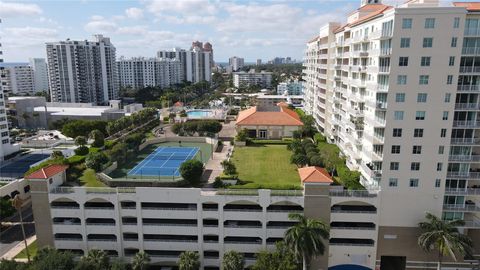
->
<box><xmin>203</xmin><ymin>141</ymin><xmax>233</xmax><ymax>185</ymax></box>
<box><xmin>1</xmin><ymin>234</ymin><xmax>36</xmax><ymax>260</ymax></box>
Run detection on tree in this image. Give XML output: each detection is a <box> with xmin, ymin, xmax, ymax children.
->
<box><xmin>179</xmin><ymin>159</ymin><xmax>204</xmax><ymax>185</ymax></box>
<box><xmin>31</xmin><ymin>247</ymin><xmax>75</xmax><ymax>270</ymax></box>
<box><xmin>222</xmin><ymin>251</ymin><xmax>244</xmax><ymax>270</ymax></box>
<box><xmin>284</xmin><ymin>213</ymin><xmax>330</xmax><ymax>270</ymax></box>
<box><xmin>85</xmin><ymin>152</ymin><xmax>109</xmax><ymax>172</ymax></box>
<box><xmin>418</xmin><ymin>213</ymin><xmax>473</xmax><ymax>270</ymax></box>
<box><xmin>110</xmin><ymin>260</ymin><xmax>128</xmax><ymax>270</ymax></box>
<box><xmin>290</xmin><ymin>153</ymin><xmax>308</xmax><ymax>167</ymax></box>
<box><xmin>82</xmin><ymin>249</ymin><xmax>110</xmax><ymax>270</ymax></box>
<box><xmin>62</xmin><ymin>120</ymin><xmax>108</xmax><ymax>138</ymax></box>
<box><xmin>75</xmin><ymin>136</ymin><xmax>87</xmax><ymax>146</ymax></box>
<box><xmin>235</xmin><ymin>129</ymin><xmax>248</xmax><ymax>142</ymax></box>
<box><xmin>89</xmin><ymin>130</ymin><xmax>105</xmax><ymax>148</ymax></box>
<box><xmin>108</xmin><ymin>143</ymin><xmax>127</xmax><ymax>165</ymax></box>
<box><xmin>221</xmin><ymin>160</ymin><xmax>237</xmax><ymax>175</ymax></box>
<box><xmin>179</xmin><ymin>251</ymin><xmax>200</xmax><ymax>270</ymax></box>
<box><xmin>51</xmin><ymin>150</ymin><xmax>64</xmax><ymax>159</ymax></box>
<box><xmin>0</xmin><ymin>259</ymin><xmax>28</xmax><ymax>270</ymax></box>
<box><xmin>252</xmin><ymin>241</ymin><xmax>299</xmax><ymax>270</ymax></box>
<box><xmin>132</xmin><ymin>251</ymin><xmax>150</xmax><ymax>270</ymax></box>
<box><xmin>0</xmin><ymin>197</ymin><xmax>15</xmax><ymax>219</ymax></box>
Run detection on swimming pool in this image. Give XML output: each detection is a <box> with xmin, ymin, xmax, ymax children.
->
<box><xmin>187</xmin><ymin>110</ymin><xmax>214</xmax><ymax>118</ymax></box>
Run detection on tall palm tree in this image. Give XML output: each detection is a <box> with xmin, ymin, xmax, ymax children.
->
<box><xmin>222</xmin><ymin>251</ymin><xmax>244</xmax><ymax>270</ymax></box>
<box><xmin>418</xmin><ymin>212</ymin><xmax>473</xmax><ymax>270</ymax></box>
<box><xmin>82</xmin><ymin>249</ymin><xmax>109</xmax><ymax>269</ymax></box>
<box><xmin>179</xmin><ymin>251</ymin><xmax>200</xmax><ymax>270</ymax></box>
<box><xmin>132</xmin><ymin>251</ymin><xmax>150</xmax><ymax>270</ymax></box>
<box><xmin>284</xmin><ymin>213</ymin><xmax>330</xmax><ymax>270</ymax></box>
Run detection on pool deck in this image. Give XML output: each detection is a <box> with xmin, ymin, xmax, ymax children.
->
<box><xmin>186</xmin><ymin>109</ymin><xmax>226</xmax><ymax>120</ymax></box>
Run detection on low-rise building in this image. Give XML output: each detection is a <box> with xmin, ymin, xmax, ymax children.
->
<box><xmin>233</xmin><ymin>70</ymin><xmax>272</xmax><ymax>89</ymax></box>
<box><xmin>277</xmin><ymin>80</ymin><xmax>303</xmax><ymax>95</ymax></box>
<box><xmin>235</xmin><ymin>105</ymin><xmax>303</xmax><ymax>139</ymax></box>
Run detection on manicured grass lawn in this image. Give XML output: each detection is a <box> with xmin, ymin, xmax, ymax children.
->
<box><xmin>230</xmin><ymin>144</ymin><xmax>301</xmax><ymax>189</ymax></box>
<box><xmin>79</xmin><ymin>169</ymin><xmax>106</xmax><ymax>187</ymax></box>
<box><xmin>15</xmin><ymin>240</ymin><xmax>37</xmax><ymax>259</ymax></box>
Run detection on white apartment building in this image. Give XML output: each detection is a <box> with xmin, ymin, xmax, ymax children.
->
<box><xmin>29</xmin><ymin>58</ymin><xmax>49</xmax><ymax>92</ymax></box>
<box><xmin>157</xmin><ymin>42</ymin><xmax>213</xmax><ymax>83</ymax></box>
<box><xmin>233</xmin><ymin>70</ymin><xmax>273</xmax><ymax>89</ymax></box>
<box><xmin>0</xmin><ymin>63</ymin><xmax>35</xmax><ymax>95</ymax></box>
<box><xmin>229</xmin><ymin>56</ymin><xmax>244</xmax><ymax>72</ymax></box>
<box><xmin>277</xmin><ymin>80</ymin><xmax>304</xmax><ymax>95</ymax></box>
<box><xmin>46</xmin><ymin>35</ymin><xmax>119</xmax><ymax>104</ymax></box>
<box><xmin>303</xmin><ymin>0</ymin><xmax>480</xmax><ymax>268</ymax></box>
<box><xmin>117</xmin><ymin>57</ymin><xmax>183</xmax><ymax>90</ymax></box>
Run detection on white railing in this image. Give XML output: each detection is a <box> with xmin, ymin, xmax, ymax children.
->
<box><xmin>448</xmin><ymin>155</ymin><xmax>480</xmax><ymax>162</ymax></box>
<box><xmin>455</xmin><ymin>103</ymin><xmax>480</xmax><ymax>110</ymax></box>
<box><xmin>452</xmin><ymin>120</ymin><xmax>480</xmax><ymax>128</ymax></box>
<box><xmin>446</xmin><ymin>171</ymin><xmax>480</xmax><ymax>179</ymax></box>
<box><xmin>444</xmin><ymin>188</ymin><xmax>480</xmax><ymax>195</ymax></box>
<box><xmin>457</xmin><ymin>85</ymin><xmax>480</xmax><ymax>91</ymax></box>
<box><xmin>329</xmin><ymin>190</ymin><xmax>378</xmax><ymax>198</ymax></box>
<box><xmin>459</xmin><ymin>66</ymin><xmax>480</xmax><ymax>73</ymax></box>
<box><xmin>462</xmin><ymin>47</ymin><xmax>480</xmax><ymax>55</ymax></box>
<box><xmin>443</xmin><ymin>204</ymin><xmax>480</xmax><ymax>212</ymax></box>
<box><xmin>450</xmin><ymin>138</ymin><xmax>480</xmax><ymax>144</ymax></box>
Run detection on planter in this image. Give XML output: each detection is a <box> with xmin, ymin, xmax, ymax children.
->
<box><xmin>234</xmin><ymin>141</ymin><xmax>246</xmax><ymax>146</ymax></box>
<box><xmin>222</xmin><ymin>179</ymin><xmax>238</xmax><ymax>185</ymax></box>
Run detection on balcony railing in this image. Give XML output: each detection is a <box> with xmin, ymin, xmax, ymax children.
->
<box><xmin>329</xmin><ymin>190</ymin><xmax>378</xmax><ymax>198</ymax></box>
<box><xmin>455</xmin><ymin>103</ymin><xmax>480</xmax><ymax>110</ymax></box>
<box><xmin>462</xmin><ymin>47</ymin><xmax>480</xmax><ymax>55</ymax></box>
<box><xmin>444</xmin><ymin>188</ymin><xmax>480</xmax><ymax>195</ymax></box>
<box><xmin>459</xmin><ymin>66</ymin><xmax>480</xmax><ymax>73</ymax></box>
<box><xmin>457</xmin><ymin>85</ymin><xmax>480</xmax><ymax>91</ymax></box>
<box><xmin>443</xmin><ymin>204</ymin><xmax>480</xmax><ymax>212</ymax></box>
<box><xmin>446</xmin><ymin>171</ymin><xmax>480</xmax><ymax>179</ymax></box>
<box><xmin>452</xmin><ymin>121</ymin><xmax>480</xmax><ymax>128</ymax></box>
<box><xmin>450</xmin><ymin>138</ymin><xmax>480</xmax><ymax>145</ymax></box>
<box><xmin>331</xmin><ymin>226</ymin><xmax>376</xmax><ymax>230</ymax></box>
<box><xmin>448</xmin><ymin>155</ymin><xmax>480</xmax><ymax>162</ymax></box>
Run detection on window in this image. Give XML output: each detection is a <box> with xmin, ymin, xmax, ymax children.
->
<box><xmin>409</xmin><ymin>178</ymin><xmax>419</xmax><ymax>187</ymax></box>
<box><xmin>0</xmin><ymin>132</ymin><xmax>7</xmax><ymax>137</ymax></box>
<box><xmin>389</xmin><ymin>178</ymin><xmax>398</xmax><ymax>187</ymax></box>
<box><xmin>392</xmin><ymin>145</ymin><xmax>401</xmax><ymax>154</ymax></box>
<box><xmin>419</xmin><ymin>75</ymin><xmax>429</xmax><ymax>85</ymax></box>
<box><xmin>414</xmin><ymin>128</ymin><xmax>424</xmax><ymax>137</ymax></box>
<box><xmin>451</xmin><ymin>37</ymin><xmax>457</xmax><ymax>47</ymax></box>
<box><xmin>420</xmin><ymin>57</ymin><xmax>431</xmax><ymax>66</ymax></box>
<box><xmin>438</xmin><ymin>146</ymin><xmax>444</xmax><ymax>154</ymax></box>
<box><xmin>390</xmin><ymin>162</ymin><xmax>399</xmax><ymax>170</ymax></box>
<box><xmin>2</xmin><ymin>139</ymin><xmax>9</xmax><ymax>144</ymax></box>
<box><xmin>435</xmin><ymin>179</ymin><xmax>441</xmax><ymax>188</ymax></box>
<box><xmin>399</xmin><ymin>57</ymin><xmax>409</xmax><ymax>66</ymax></box>
<box><xmin>397</xmin><ymin>75</ymin><xmax>407</xmax><ymax>85</ymax></box>
<box><xmin>394</xmin><ymin>111</ymin><xmax>404</xmax><ymax>120</ymax></box>
<box><xmin>411</xmin><ymin>162</ymin><xmax>420</xmax><ymax>171</ymax></box>
<box><xmin>417</xmin><ymin>93</ymin><xmax>427</xmax><ymax>103</ymax></box>
<box><xmin>396</xmin><ymin>93</ymin><xmax>405</xmax><ymax>102</ymax></box>
<box><xmin>437</xmin><ymin>162</ymin><xmax>443</xmax><ymax>171</ymax></box>
<box><xmin>393</xmin><ymin>128</ymin><xmax>402</xmax><ymax>137</ymax></box>
<box><xmin>447</xmin><ymin>75</ymin><xmax>453</xmax><ymax>85</ymax></box>
<box><xmin>449</xmin><ymin>56</ymin><xmax>455</xmax><ymax>66</ymax></box>
<box><xmin>415</xmin><ymin>111</ymin><xmax>425</xmax><ymax>120</ymax></box>
<box><xmin>442</xmin><ymin>111</ymin><xmax>449</xmax><ymax>120</ymax></box>
<box><xmin>423</xmin><ymin>38</ymin><xmax>433</xmax><ymax>48</ymax></box>
<box><xmin>425</xmin><ymin>18</ymin><xmax>435</xmax><ymax>28</ymax></box>
<box><xmin>402</xmin><ymin>18</ymin><xmax>412</xmax><ymax>29</ymax></box>
<box><xmin>454</xmin><ymin>17</ymin><xmax>460</xmax><ymax>28</ymax></box>
<box><xmin>444</xmin><ymin>93</ymin><xmax>451</xmax><ymax>103</ymax></box>
<box><xmin>413</xmin><ymin>145</ymin><xmax>422</xmax><ymax>154</ymax></box>
<box><xmin>440</xmin><ymin>128</ymin><xmax>447</xmax><ymax>137</ymax></box>
<box><xmin>400</xmin><ymin>38</ymin><xmax>410</xmax><ymax>48</ymax></box>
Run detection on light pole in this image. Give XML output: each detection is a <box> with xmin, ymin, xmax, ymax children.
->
<box><xmin>12</xmin><ymin>195</ymin><xmax>30</xmax><ymax>262</ymax></box>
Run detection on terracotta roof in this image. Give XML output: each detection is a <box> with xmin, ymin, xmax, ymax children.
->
<box><xmin>298</xmin><ymin>166</ymin><xmax>333</xmax><ymax>184</ymax></box>
<box><xmin>174</xmin><ymin>101</ymin><xmax>184</xmax><ymax>107</ymax></box>
<box><xmin>307</xmin><ymin>35</ymin><xmax>319</xmax><ymax>43</ymax></box>
<box><xmin>350</xmin><ymin>5</ymin><xmax>392</xmax><ymax>27</ymax></box>
<box><xmin>453</xmin><ymin>2</ymin><xmax>480</xmax><ymax>11</ymax></box>
<box><xmin>236</xmin><ymin>106</ymin><xmax>303</xmax><ymax>126</ymax></box>
<box><xmin>25</xmin><ymin>164</ymin><xmax>69</xmax><ymax>179</ymax></box>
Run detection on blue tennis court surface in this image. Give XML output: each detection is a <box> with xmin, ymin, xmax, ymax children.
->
<box><xmin>128</xmin><ymin>147</ymin><xmax>199</xmax><ymax>177</ymax></box>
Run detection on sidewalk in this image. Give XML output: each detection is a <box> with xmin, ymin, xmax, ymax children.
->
<box><xmin>1</xmin><ymin>234</ymin><xmax>36</xmax><ymax>260</ymax></box>
<box><xmin>204</xmin><ymin>141</ymin><xmax>233</xmax><ymax>184</ymax></box>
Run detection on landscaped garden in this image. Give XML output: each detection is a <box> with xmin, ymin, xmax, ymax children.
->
<box><xmin>229</xmin><ymin>144</ymin><xmax>301</xmax><ymax>190</ymax></box>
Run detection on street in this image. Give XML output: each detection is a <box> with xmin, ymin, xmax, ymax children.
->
<box><xmin>0</xmin><ymin>206</ymin><xmax>35</xmax><ymax>257</ymax></box>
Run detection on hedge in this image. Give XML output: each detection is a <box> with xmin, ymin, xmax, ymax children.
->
<box><xmin>250</xmin><ymin>140</ymin><xmax>291</xmax><ymax>145</ymax></box>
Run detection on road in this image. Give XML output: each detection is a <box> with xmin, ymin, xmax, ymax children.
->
<box><xmin>0</xmin><ymin>206</ymin><xmax>35</xmax><ymax>257</ymax></box>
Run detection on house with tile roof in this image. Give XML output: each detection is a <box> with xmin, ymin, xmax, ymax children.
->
<box><xmin>235</xmin><ymin>105</ymin><xmax>303</xmax><ymax>139</ymax></box>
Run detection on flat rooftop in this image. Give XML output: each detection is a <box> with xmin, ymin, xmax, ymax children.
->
<box><xmin>33</xmin><ymin>106</ymin><xmax>114</xmax><ymax>116</ymax></box>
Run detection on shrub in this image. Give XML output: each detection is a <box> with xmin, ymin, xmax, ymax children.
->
<box><xmin>74</xmin><ymin>146</ymin><xmax>89</xmax><ymax>156</ymax></box>
<box><xmin>213</xmin><ymin>177</ymin><xmax>225</xmax><ymax>188</ymax></box>
<box><xmin>179</xmin><ymin>159</ymin><xmax>204</xmax><ymax>185</ymax></box>
<box><xmin>89</xmin><ymin>129</ymin><xmax>105</xmax><ymax>148</ymax></box>
<box><xmin>67</xmin><ymin>155</ymin><xmax>86</xmax><ymax>165</ymax></box>
<box><xmin>171</xmin><ymin>123</ymin><xmax>182</xmax><ymax>134</ymax></box>
<box><xmin>62</xmin><ymin>120</ymin><xmax>108</xmax><ymax>138</ymax></box>
<box><xmin>51</xmin><ymin>150</ymin><xmax>64</xmax><ymax>159</ymax></box>
<box><xmin>75</xmin><ymin>136</ymin><xmax>87</xmax><ymax>146</ymax></box>
<box><xmin>85</xmin><ymin>152</ymin><xmax>109</xmax><ymax>172</ymax></box>
<box><xmin>235</xmin><ymin>128</ymin><xmax>248</xmax><ymax>142</ymax></box>
<box><xmin>0</xmin><ymin>197</ymin><xmax>15</xmax><ymax>219</ymax></box>
<box><xmin>104</xmin><ymin>140</ymin><xmax>115</xmax><ymax>149</ymax></box>
<box><xmin>221</xmin><ymin>160</ymin><xmax>237</xmax><ymax>175</ymax></box>
<box><xmin>314</xmin><ymin>133</ymin><xmax>326</xmax><ymax>143</ymax></box>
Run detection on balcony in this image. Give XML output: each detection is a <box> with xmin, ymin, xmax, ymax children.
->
<box><xmin>329</xmin><ymin>190</ymin><xmax>377</xmax><ymax>198</ymax></box>
<box><xmin>443</xmin><ymin>204</ymin><xmax>480</xmax><ymax>212</ymax></box>
<box><xmin>459</xmin><ymin>66</ymin><xmax>480</xmax><ymax>73</ymax></box>
<box><xmin>457</xmin><ymin>85</ymin><xmax>480</xmax><ymax>92</ymax></box>
<box><xmin>462</xmin><ymin>47</ymin><xmax>480</xmax><ymax>55</ymax></box>
<box><xmin>448</xmin><ymin>155</ymin><xmax>480</xmax><ymax>162</ymax></box>
<box><xmin>444</xmin><ymin>188</ymin><xmax>480</xmax><ymax>195</ymax></box>
<box><xmin>360</xmin><ymin>163</ymin><xmax>382</xmax><ymax>178</ymax></box>
<box><xmin>450</xmin><ymin>138</ymin><xmax>480</xmax><ymax>145</ymax></box>
<box><xmin>452</xmin><ymin>121</ymin><xmax>480</xmax><ymax>128</ymax></box>
<box><xmin>455</xmin><ymin>103</ymin><xmax>480</xmax><ymax>110</ymax></box>
<box><xmin>375</xmin><ymin>102</ymin><xmax>387</xmax><ymax>110</ymax></box>
<box><xmin>446</xmin><ymin>171</ymin><xmax>480</xmax><ymax>179</ymax></box>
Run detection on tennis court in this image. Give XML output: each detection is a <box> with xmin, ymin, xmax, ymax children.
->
<box><xmin>127</xmin><ymin>146</ymin><xmax>199</xmax><ymax>177</ymax></box>
<box><xmin>1</xmin><ymin>153</ymin><xmax>50</xmax><ymax>178</ymax></box>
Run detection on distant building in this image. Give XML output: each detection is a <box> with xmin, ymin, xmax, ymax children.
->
<box><xmin>276</xmin><ymin>80</ymin><xmax>303</xmax><ymax>95</ymax></box>
<box><xmin>228</xmin><ymin>56</ymin><xmax>244</xmax><ymax>72</ymax></box>
<box><xmin>233</xmin><ymin>70</ymin><xmax>272</xmax><ymax>89</ymax></box>
<box><xmin>46</xmin><ymin>35</ymin><xmax>119</xmax><ymax>104</ymax></box>
<box><xmin>157</xmin><ymin>41</ymin><xmax>213</xmax><ymax>83</ymax></box>
<box><xmin>0</xmin><ymin>63</ymin><xmax>35</xmax><ymax>95</ymax></box>
<box><xmin>29</xmin><ymin>58</ymin><xmax>49</xmax><ymax>93</ymax></box>
<box><xmin>256</xmin><ymin>59</ymin><xmax>262</xmax><ymax>66</ymax></box>
<box><xmin>117</xmin><ymin>57</ymin><xmax>183</xmax><ymax>90</ymax></box>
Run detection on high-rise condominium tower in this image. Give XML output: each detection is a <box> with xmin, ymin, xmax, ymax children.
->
<box><xmin>46</xmin><ymin>35</ymin><xmax>119</xmax><ymax>104</ymax></box>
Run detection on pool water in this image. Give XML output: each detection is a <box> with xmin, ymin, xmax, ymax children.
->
<box><xmin>187</xmin><ymin>110</ymin><xmax>214</xmax><ymax>118</ymax></box>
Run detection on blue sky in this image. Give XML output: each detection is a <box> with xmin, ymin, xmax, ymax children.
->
<box><xmin>1</xmin><ymin>0</ymin><xmax>403</xmax><ymax>62</ymax></box>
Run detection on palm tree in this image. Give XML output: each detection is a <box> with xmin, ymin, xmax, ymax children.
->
<box><xmin>284</xmin><ymin>213</ymin><xmax>330</xmax><ymax>270</ymax></box>
<box><xmin>179</xmin><ymin>251</ymin><xmax>200</xmax><ymax>270</ymax></box>
<box><xmin>222</xmin><ymin>251</ymin><xmax>244</xmax><ymax>270</ymax></box>
<box><xmin>418</xmin><ymin>213</ymin><xmax>473</xmax><ymax>270</ymax></box>
<box><xmin>132</xmin><ymin>251</ymin><xmax>150</xmax><ymax>270</ymax></box>
<box><xmin>82</xmin><ymin>249</ymin><xmax>109</xmax><ymax>269</ymax></box>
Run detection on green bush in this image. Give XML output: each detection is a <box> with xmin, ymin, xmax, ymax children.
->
<box><xmin>0</xmin><ymin>197</ymin><xmax>15</xmax><ymax>219</ymax></box>
<box><xmin>62</xmin><ymin>120</ymin><xmax>108</xmax><ymax>138</ymax></box>
<box><xmin>74</xmin><ymin>146</ymin><xmax>89</xmax><ymax>156</ymax></box>
<box><xmin>67</xmin><ymin>155</ymin><xmax>86</xmax><ymax>165</ymax></box>
<box><xmin>104</xmin><ymin>140</ymin><xmax>115</xmax><ymax>149</ymax></box>
<box><xmin>235</xmin><ymin>129</ymin><xmax>248</xmax><ymax>142</ymax></box>
<box><xmin>85</xmin><ymin>152</ymin><xmax>109</xmax><ymax>172</ymax></box>
<box><xmin>179</xmin><ymin>159</ymin><xmax>204</xmax><ymax>185</ymax></box>
<box><xmin>213</xmin><ymin>178</ymin><xmax>226</xmax><ymax>188</ymax></box>
<box><xmin>250</xmin><ymin>140</ymin><xmax>290</xmax><ymax>145</ymax></box>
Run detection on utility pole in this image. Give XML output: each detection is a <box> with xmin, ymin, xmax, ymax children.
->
<box><xmin>12</xmin><ymin>195</ymin><xmax>30</xmax><ymax>262</ymax></box>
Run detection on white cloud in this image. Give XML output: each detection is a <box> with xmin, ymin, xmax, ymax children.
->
<box><xmin>116</xmin><ymin>26</ymin><xmax>148</xmax><ymax>36</ymax></box>
<box><xmin>84</xmin><ymin>16</ymin><xmax>117</xmax><ymax>33</ymax></box>
<box><xmin>5</xmin><ymin>26</ymin><xmax>58</xmax><ymax>39</ymax></box>
<box><xmin>146</xmin><ymin>0</ymin><xmax>217</xmax><ymax>15</ymax></box>
<box><xmin>125</xmin><ymin>7</ymin><xmax>143</xmax><ymax>19</ymax></box>
<box><xmin>0</xmin><ymin>1</ymin><xmax>42</xmax><ymax>18</ymax></box>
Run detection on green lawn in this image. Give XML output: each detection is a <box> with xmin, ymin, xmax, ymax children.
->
<box><xmin>15</xmin><ymin>240</ymin><xmax>37</xmax><ymax>259</ymax></box>
<box><xmin>230</xmin><ymin>144</ymin><xmax>301</xmax><ymax>189</ymax></box>
<box><xmin>79</xmin><ymin>169</ymin><xmax>106</xmax><ymax>187</ymax></box>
